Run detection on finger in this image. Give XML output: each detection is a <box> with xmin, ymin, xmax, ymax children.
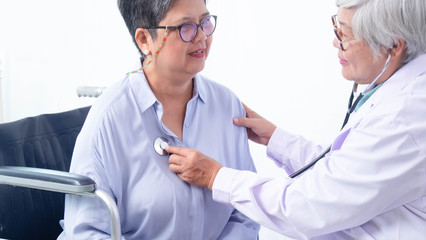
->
<box><xmin>242</xmin><ymin>102</ymin><xmax>257</xmax><ymax>118</ymax></box>
<box><xmin>175</xmin><ymin>173</ymin><xmax>188</xmax><ymax>183</ymax></box>
<box><xmin>233</xmin><ymin>116</ymin><xmax>253</xmax><ymax>128</ymax></box>
<box><xmin>168</xmin><ymin>162</ymin><xmax>182</xmax><ymax>174</ymax></box>
<box><xmin>166</xmin><ymin>146</ymin><xmax>188</xmax><ymax>156</ymax></box>
<box><xmin>241</xmin><ymin>102</ymin><xmax>252</xmax><ymax>115</ymax></box>
<box><xmin>168</xmin><ymin>153</ymin><xmax>182</xmax><ymax>165</ymax></box>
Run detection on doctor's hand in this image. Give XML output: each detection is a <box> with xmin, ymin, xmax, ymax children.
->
<box><xmin>233</xmin><ymin>103</ymin><xmax>277</xmax><ymax>146</ymax></box>
<box><xmin>167</xmin><ymin>146</ymin><xmax>222</xmax><ymax>190</ymax></box>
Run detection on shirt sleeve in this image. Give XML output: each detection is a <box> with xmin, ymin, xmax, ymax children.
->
<box><xmin>217</xmin><ymin>209</ymin><xmax>260</xmax><ymax>240</ymax></box>
<box><xmin>266</xmin><ymin>127</ymin><xmax>325</xmax><ymax>174</ymax></box>
<box><xmin>215</xmin><ymin>101</ymin><xmax>260</xmax><ymax>239</ymax></box>
<box><xmin>213</xmin><ymin>167</ymin><xmax>304</xmax><ymax>239</ymax></box>
<box><xmin>61</xmin><ymin>145</ymin><xmax>119</xmax><ymax>239</ymax></box>
<box><xmin>62</xmin><ymin>191</ymin><xmax>120</xmax><ymax>240</ymax></box>
<box><xmin>61</xmin><ymin>116</ymin><xmax>122</xmax><ymax>240</ymax></box>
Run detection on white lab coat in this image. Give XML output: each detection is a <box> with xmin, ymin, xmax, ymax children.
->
<box><xmin>213</xmin><ymin>53</ymin><xmax>426</xmax><ymax>239</ymax></box>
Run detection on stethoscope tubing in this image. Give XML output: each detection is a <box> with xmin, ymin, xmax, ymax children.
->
<box><xmin>289</xmin><ymin>52</ymin><xmax>391</xmax><ymax>178</ymax></box>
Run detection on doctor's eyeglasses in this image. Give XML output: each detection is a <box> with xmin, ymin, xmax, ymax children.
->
<box><xmin>144</xmin><ymin>15</ymin><xmax>217</xmax><ymax>42</ymax></box>
<box><xmin>332</xmin><ymin>15</ymin><xmax>356</xmax><ymax>51</ymax></box>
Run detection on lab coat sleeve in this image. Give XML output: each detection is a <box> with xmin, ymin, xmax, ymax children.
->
<box><xmin>267</xmin><ymin>127</ymin><xmax>325</xmax><ymax>174</ymax></box>
<box><xmin>213</xmin><ymin>103</ymin><xmax>426</xmax><ymax>239</ymax></box>
<box><xmin>213</xmin><ymin>167</ymin><xmax>305</xmax><ymax>239</ymax></box>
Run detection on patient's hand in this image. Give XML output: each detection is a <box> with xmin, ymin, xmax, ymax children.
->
<box><xmin>167</xmin><ymin>146</ymin><xmax>222</xmax><ymax>190</ymax></box>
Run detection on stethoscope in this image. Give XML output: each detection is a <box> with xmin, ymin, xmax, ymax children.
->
<box><xmin>289</xmin><ymin>52</ymin><xmax>392</xmax><ymax>178</ymax></box>
<box><xmin>153</xmin><ymin>53</ymin><xmax>392</xmax><ymax>177</ymax></box>
<box><xmin>154</xmin><ymin>137</ymin><xmax>170</xmax><ymax>156</ymax></box>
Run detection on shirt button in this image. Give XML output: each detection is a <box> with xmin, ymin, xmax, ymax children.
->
<box><xmin>185</xmin><ymin>122</ymin><xmax>190</xmax><ymax>128</ymax></box>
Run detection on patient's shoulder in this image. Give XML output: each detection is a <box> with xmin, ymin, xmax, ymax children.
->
<box><xmin>195</xmin><ymin>74</ymin><xmax>241</xmax><ymax>103</ymax></box>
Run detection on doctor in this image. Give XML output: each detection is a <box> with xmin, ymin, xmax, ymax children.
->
<box><xmin>167</xmin><ymin>0</ymin><xmax>426</xmax><ymax>239</ymax></box>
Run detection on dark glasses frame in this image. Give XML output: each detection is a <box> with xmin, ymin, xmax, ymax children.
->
<box><xmin>332</xmin><ymin>15</ymin><xmax>345</xmax><ymax>50</ymax></box>
<box><xmin>332</xmin><ymin>15</ymin><xmax>358</xmax><ymax>51</ymax></box>
<box><xmin>144</xmin><ymin>15</ymin><xmax>217</xmax><ymax>42</ymax></box>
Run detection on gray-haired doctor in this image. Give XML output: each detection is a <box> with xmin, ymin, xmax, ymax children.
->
<box><xmin>167</xmin><ymin>0</ymin><xmax>426</xmax><ymax>239</ymax></box>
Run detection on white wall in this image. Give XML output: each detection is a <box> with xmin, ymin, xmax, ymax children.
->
<box><xmin>0</xmin><ymin>0</ymin><xmax>350</xmax><ymax>239</ymax></box>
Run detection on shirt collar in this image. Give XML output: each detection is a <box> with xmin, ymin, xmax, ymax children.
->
<box><xmin>127</xmin><ymin>71</ymin><xmax>207</xmax><ymax>115</ymax></box>
<box><xmin>374</xmin><ymin>53</ymin><xmax>426</xmax><ymax>97</ymax></box>
<box><xmin>352</xmin><ymin>53</ymin><xmax>426</xmax><ymax>116</ymax></box>
<box><xmin>193</xmin><ymin>74</ymin><xmax>207</xmax><ymax>104</ymax></box>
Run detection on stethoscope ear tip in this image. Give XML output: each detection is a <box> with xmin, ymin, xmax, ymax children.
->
<box><xmin>154</xmin><ymin>137</ymin><xmax>170</xmax><ymax>156</ymax></box>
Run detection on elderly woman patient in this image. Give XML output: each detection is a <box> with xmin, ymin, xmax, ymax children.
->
<box><xmin>57</xmin><ymin>0</ymin><xmax>259</xmax><ymax>239</ymax></box>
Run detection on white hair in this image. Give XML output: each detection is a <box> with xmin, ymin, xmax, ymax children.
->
<box><xmin>336</xmin><ymin>0</ymin><xmax>426</xmax><ymax>63</ymax></box>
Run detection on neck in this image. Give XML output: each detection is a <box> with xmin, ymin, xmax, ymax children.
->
<box><xmin>144</xmin><ymin>69</ymin><xmax>194</xmax><ymax>140</ymax></box>
<box><xmin>144</xmin><ymin>68</ymin><xmax>194</xmax><ymax>105</ymax></box>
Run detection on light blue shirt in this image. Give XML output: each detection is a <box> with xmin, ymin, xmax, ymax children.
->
<box><xmin>59</xmin><ymin>71</ymin><xmax>260</xmax><ymax>239</ymax></box>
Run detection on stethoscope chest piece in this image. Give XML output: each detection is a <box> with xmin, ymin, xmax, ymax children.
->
<box><xmin>154</xmin><ymin>137</ymin><xmax>170</xmax><ymax>156</ymax></box>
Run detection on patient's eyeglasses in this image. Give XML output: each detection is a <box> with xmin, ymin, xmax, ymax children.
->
<box><xmin>332</xmin><ymin>15</ymin><xmax>356</xmax><ymax>51</ymax></box>
<box><xmin>145</xmin><ymin>15</ymin><xmax>217</xmax><ymax>42</ymax></box>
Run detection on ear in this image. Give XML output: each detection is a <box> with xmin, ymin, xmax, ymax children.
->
<box><xmin>391</xmin><ymin>39</ymin><xmax>406</xmax><ymax>59</ymax></box>
<box><xmin>135</xmin><ymin>28</ymin><xmax>152</xmax><ymax>55</ymax></box>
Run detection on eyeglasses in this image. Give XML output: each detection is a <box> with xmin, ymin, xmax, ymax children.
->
<box><xmin>331</xmin><ymin>15</ymin><xmax>356</xmax><ymax>51</ymax></box>
<box><xmin>144</xmin><ymin>15</ymin><xmax>217</xmax><ymax>42</ymax></box>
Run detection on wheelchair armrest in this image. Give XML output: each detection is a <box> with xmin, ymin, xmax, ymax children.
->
<box><xmin>0</xmin><ymin>166</ymin><xmax>95</xmax><ymax>195</ymax></box>
<box><xmin>0</xmin><ymin>166</ymin><xmax>122</xmax><ymax>240</ymax></box>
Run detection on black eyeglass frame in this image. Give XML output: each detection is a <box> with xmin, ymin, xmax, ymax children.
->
<box><xmin>332</xmin><ymin>14</ymin><xmax>357</xmax><ymax>51</ymax></box>
<box><xmin>144</xmin><ymin>15</ymin><xmax>217</xmax><ymax>42</ymax></box>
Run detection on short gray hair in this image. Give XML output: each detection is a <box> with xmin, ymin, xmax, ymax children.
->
<box><xmin>117</xmin><ymin>0</ymin><xmax>174</xmax><ymax>55</ymax></box>
<box><xmin>117</xmin><ymin>0</ymin><xmax>207</xmax><ymax>56</ymax></box>
<box><xmin>336</xmin><ymin>0</ymin><xmax>426</xmax><ymax>63</ymax></box>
